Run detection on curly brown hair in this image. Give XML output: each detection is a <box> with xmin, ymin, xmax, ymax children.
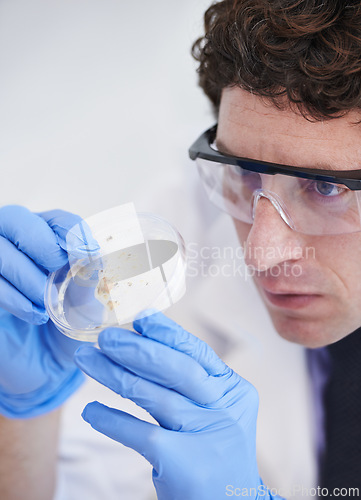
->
<box><xmin>192</xmin><ymin>0</ymin><xmax>361</xmax><ymax>120</ymax></box>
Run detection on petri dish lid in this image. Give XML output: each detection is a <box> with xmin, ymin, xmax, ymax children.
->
<box><xmin>45</xmin><ymin>203</ymin><xmax>187</xmax><ymax>341</ymax></box>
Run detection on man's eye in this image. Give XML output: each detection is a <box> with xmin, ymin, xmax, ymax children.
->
<box><xmin>310</xmin><ymin>181</ymin><xmax>346</xmax><ymax>197</ymax></box>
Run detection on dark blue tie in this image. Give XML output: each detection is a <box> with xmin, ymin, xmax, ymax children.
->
<box><xmin>320</xmin><ymin>328</ymin><xmax>361</xmax><ymax>491</ymax></box>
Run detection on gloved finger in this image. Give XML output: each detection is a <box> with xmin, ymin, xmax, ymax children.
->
<box><xmin>97</xmin><ymin>327</ymin><xmax>226</xmax><ymax>405</ymax></box>
<box><xmin>48</xmin><ymin>321</ymin><xmax>84</xmax><ymax>362</ymax></box>
<box><xmin>82</xmin><ymin>401</ymin><xmax>162</xmax><ymax>469</ymax></box>
<box><xmin>75</xmin><ymin>345</ymin><xmax>201</xmax><ymax>431</ymax></box>
<box><xmin>0</xmin><ymin>236</ymin><xmax>47</xmax><ymax>308</ymax></box>
<box><xmin>0</xmin><ymin>205</ymin><xmax>68</xmax><ymax>272</ymax></box>
<box><xmin>134</xmin><ymin>311</ymin><xmax>229</xmax><ymax>376</ymax></box>
<box><xmin>38</xmin><ymin>209</ymin><xmax>100</xmax><ymax>258</ymax></box>
<box><xmin>0</xmin><ymin>276</ymin><xmax>48</xmax><ymax>324</ymax></box>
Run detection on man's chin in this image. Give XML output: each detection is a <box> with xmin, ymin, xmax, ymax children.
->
<box><xmin>267</xmin><ymin>309</ymin><xmax>352</xmax><ymax>348</ymax></box>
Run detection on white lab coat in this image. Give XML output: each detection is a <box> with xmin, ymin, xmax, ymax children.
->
<box><xmin>55</xmin><ymin>164</ymin><xmax>318</xmax><ymax>500</ymax></box>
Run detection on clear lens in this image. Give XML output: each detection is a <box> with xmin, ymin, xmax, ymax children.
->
<box><xmin>45</xmin><ymin>205</ymin><xmax>187</xmax><ymax>342</ymax></box>
<box><xmin>196</xmin><ymin>158</ymin><xmax>361</xmax><ymax>235</ymax></box>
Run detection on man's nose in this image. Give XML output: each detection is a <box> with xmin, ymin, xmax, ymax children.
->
<box><xmin>244</xmin><ymin>196</ymin><xmax>305</xmax><ymax>272</ymax></box>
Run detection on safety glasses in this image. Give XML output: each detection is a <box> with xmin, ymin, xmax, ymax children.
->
<box><xmin>189</xmin><ymin>125</ymin><xmax>361</xmax><ymax>235</ymax></box>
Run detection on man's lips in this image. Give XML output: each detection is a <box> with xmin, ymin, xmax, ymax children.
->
<box><xmin>261</xmin><ymin>288</ymin><xmax>321</xmax><ymax>310</ymax></box>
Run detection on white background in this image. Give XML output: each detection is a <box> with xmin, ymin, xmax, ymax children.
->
<box><xmin>0</xmin><ymin>4</ymin><xmax>216</xmax><ymax>498</ymax></box>
<box><xmin>0</xmin><ymin>0</ymin><xmax>213</xmax><ymax>216</ymax></box>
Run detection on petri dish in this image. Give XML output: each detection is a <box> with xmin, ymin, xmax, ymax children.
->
<box><xmin>45</xmin><ymin>203</ymin><xmax>187</xmax><ymax>341</ymax></box>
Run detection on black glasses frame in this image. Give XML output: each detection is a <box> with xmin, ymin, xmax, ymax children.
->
<box><xmin>189</xmin><ymin>125</ymin><xmax>361</xmax><ymax>191</ymax></box>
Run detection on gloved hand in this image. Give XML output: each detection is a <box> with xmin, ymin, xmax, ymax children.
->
<box><xmin>74</xmin><ymin>312</ymin><xmax>284</xmax><ymax>500</ymax></box>
<box><xmin>0</xmin><ymin>205</ymin><xmax>99</xmax><ymax>419</ymax></box>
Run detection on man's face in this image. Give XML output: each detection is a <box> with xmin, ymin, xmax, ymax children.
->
<box><xmin>217</xmin><ymin>87</ymin><xmax>361</xmax><ymax>348</ymax></box>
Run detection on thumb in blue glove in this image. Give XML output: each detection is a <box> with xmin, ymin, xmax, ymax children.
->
<box><xmin>0</xmin><ymin>205</ymin><xmax>99</xmax><ymax>419</ymax></box>
<box><xmin>74</xmin><ymin>311</ymin><xmax>284</xmax><ymax>500</ymax></box>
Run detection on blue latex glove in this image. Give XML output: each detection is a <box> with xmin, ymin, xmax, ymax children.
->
<box><xmin>0</xmin><ymin>205</ymin><xmax>99</xmax><ymax>419</ymax></box>
<box><xmin>74</xmin><ymin>312</ymin><xmax>284</xmax><ymax>500</ymax></box>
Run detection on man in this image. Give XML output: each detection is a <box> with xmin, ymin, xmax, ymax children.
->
<box><xmin>1</xmin><ymin>0</ymin><xmax>360</xmax><ymax>498</ymax></box>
